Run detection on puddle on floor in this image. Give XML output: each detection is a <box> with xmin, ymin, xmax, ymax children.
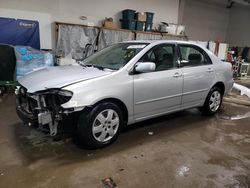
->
<box><xmin>219</xmin><ymin>111</ymin><xmax>250</xmax><ymax>120</ymax></box>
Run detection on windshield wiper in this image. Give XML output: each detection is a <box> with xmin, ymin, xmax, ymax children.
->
<box><xmin>82</xmin><ymin>64</ymin><xmax>104</xmax><ymax>70</ymax></box>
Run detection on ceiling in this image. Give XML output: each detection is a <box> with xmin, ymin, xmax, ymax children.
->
<box><xmin>198</xmin><ymin>0</ymin><xmax>250</xmax><ymax>7</ymax></box>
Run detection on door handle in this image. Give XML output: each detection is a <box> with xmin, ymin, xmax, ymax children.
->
<box><xmin>206</xmin><ymin>68</ymin><xmax>214</xmax><ymax>73</ymax></box>
<box><xmin>173</xmin><ymin>72</ymin><xmax>183</xmax><ymax>78</ymax></box>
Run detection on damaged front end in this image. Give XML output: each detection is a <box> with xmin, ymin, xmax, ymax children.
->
<box><xmin>15</xmin><ymin>86</ymin><xmax>80</xmax><ymax>136</ymax></box>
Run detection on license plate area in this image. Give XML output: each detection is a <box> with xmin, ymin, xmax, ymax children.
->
<box><xmin>38</xmin><ymin>111</ymin><xmax>52</xmax><ymax>125</ymax></box>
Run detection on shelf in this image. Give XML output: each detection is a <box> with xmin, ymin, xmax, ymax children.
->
<box><xmin>55</xmin><ymin>21</ymin><xmax>187</xmax><ymax>39</ymax></box>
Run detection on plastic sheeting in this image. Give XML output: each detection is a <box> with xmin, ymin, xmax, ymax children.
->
<box><xmin>98</xmin><ymin>29</ymin><xmax>134</xmax><ymax>50</ymax></box>
<box><xmin>136</xmin><ymin>32</ymin><xmax>186</xmax><ymax>41</ymax></box>
<box><xmin>56</xmin><ymin>24</ymin><xmax>99</xmax><ymax>60</ymax></box>
<box><xmin>162</xmin><ymin>35</ymin><xmax>185</xmax><ymax>41</ymax></box>
<box><xmin>56</xmin><ymin>23</ymin><xmax>187</xmax><ymax>63</ymax></box>
<box><xmin>136</xmin><ymin>32</ymin><xmax>162</xmax><ymax>40</ymax></box>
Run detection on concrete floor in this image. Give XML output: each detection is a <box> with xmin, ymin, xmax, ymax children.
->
<box><xmin>0</xmin><ymin>92</ymin><xmax>250</xmax><ymax>188</ymax></box>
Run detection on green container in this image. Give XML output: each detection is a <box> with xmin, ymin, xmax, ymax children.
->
<box><xmin>122</xmin><ymin>9</ymin><xmax>136</xmax><ymax>20</ymax></box>
<box><xmin>145</xmin><ymin>22</ymin><xmax>153</xmax><ymax>32</ymax></box>
<box><xmin>146</xmin><ymin>12</ymin><xmax>154</xmax><ymax>23</ymax></box>
<box><xmin>136</xmin><ymin>21</ymin><xmax>145</xmax><ymax>31</ymax></box>
<box><xmin>120</xmin><ymin>19</ymin><xmax>136</xmax><ymax>30</ymax></box>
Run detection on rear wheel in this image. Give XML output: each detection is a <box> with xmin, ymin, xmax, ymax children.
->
<box><xmin>77</xmin><ymin>102</ymin><xmax>124</xmax><ymax>149</ymax></box>
<box><xmin>200</xmin><ymin>87</ymin><xmax>222</xmax><ymax>115</ymax></box>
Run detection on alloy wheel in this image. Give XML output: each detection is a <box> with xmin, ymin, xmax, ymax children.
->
<box><xmin>209</xmin><ymin>91</ymin><xmax>221</xmax><ymax>112</ymax></box>
<box><xmin>92</xmin><ymin>109</ymin><xmax>120</xmax><ymax>142</ymax></box>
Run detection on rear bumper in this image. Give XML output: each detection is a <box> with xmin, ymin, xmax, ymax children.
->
<box><xmin>225</xmin><ymin>79</ymin><xmax>234</xmax><ymax>95</ymax></box>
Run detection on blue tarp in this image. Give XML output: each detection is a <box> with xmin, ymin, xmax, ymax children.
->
<box><xmin>0</xmin><ymin>17</ymin><xmax>40</xmax><ymax>49</ymax></box>
<box><xmin>15</xmin><ymin>46</ymin><xmax>54</xmax><ymax>79</ymax></box>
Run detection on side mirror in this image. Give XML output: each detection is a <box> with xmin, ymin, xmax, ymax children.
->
<box><xmin>178</xmin><ymin>60</ymin><xmax>189</xmax><ymax>67</ymax></box>
<box><xmin>135</xmin><ymin>62</ymin><xmax>156</xmax><ymax>73</ymax></box>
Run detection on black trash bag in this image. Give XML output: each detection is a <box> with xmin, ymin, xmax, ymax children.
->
<box><xmin>0</xmin><ymin>44</ymin><xmax>16</xmax><ymax>81</ymax></box>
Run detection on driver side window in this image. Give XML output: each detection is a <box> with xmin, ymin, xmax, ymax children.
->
<box><xmin>139</xmin><ymin>44</ymin><xmax>176</xmax><ymax>71</ymax></box>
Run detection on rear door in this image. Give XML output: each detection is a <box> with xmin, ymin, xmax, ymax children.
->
<box><xmin>178</xmin><ymin>44</ymin><xmax>216</xmax><ymax>108</ymax></box>
<box><xmin>133</xmin><ymin>43</ymin><xmax>183</xmax><ymax>120</ymax></box>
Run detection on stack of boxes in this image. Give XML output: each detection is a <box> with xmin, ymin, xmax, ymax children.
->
<box><xmin>120</xmin><ymin>9</ymin><xmax>137</xmax><ymax>30</ymax></box>
<box><xmin>120</xmin><ymin>9</ymin><xmax>154</xmax><ymax>32</ymax></box>
<box><xmin>135</xmin><ymin>12</ymin><xmax>146</xmax><ymax>31</ymax></box>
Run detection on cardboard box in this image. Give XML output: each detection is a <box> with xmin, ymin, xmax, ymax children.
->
<box><xmin>103</xmin><ymin>20</ymin><xmax>118</xmax><ymax>29</ymax></box>
<box><xmin>136</xmin><ymin>12</ymin><xmax>146</xmax><ymax>22</ymax></box>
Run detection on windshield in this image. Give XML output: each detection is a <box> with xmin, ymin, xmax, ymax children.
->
<box><xmin>81</xmin><ymin>43</ymin><xmax>148</xmax><ymax>70</ymax></box>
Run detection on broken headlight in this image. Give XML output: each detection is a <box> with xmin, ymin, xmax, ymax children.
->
<box><xmin>44</xmin><ymin>89</ymin><xmax>73</xmax><ymax>111</ymax></box>
<box><xmin>56</xmin><ymin>90</ymin><xmax>73</xmax><ymax>105</ymax></box>
<box><xmin>57</xmin><ymin>90</ymin><xmax>73</xmax><ymax>97</ymax></box>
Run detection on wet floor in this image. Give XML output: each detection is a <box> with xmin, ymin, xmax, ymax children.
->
<box><xmin>0</xmin><ymin>94</ymin><xmax>250</xmax><ymax>188</ymax></box>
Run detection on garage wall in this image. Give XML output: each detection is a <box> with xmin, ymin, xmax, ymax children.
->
<box><xmin>226</xmin><ymin>4</ymin><xmax>250</xmax><ymax>47</ymax></box>
<box><xmin>181</xmin><ymin>0</ymin><xmax>230</xmax><ymax>42</ymax></box>
<box><xmin>0</xmin><ymin>0</ymin><xmax>180</xmax><ymax>49</ymax></box>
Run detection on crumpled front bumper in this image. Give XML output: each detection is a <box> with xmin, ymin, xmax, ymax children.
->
<box><xmin>15</xmin><ymin>86</ymin><xmax>83</xmax><ymax>135</ymax></box>
<box><xmin>16</xmin><ymin>95</ymin><xmax>38</xmax><ymax>126</ymax></box>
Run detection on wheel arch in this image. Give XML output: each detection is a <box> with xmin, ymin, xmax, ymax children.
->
<box><xmin>212</xmin><ymin>82</ymin><xmax>225</xmax><ymax>95</ymax></box>
<box><xmin>94</xmin><ymin>98</ymin><xmax>129</xmax><ymax>123</ymax></box>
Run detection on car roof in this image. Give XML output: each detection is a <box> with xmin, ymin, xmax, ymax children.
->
<box><xmin>122</xmin><ymin>40</ymin><xmax>208</xmax><ymax>52</ymax></box>
<box><xmin>123</xmin><ymin>40</ymin><xmax>194</xmax><ymax>45</ymax></box>
<box><xmin>122</xmin><ymin>40</ymin><xmax>220</xmax><ymax>64</ymax></box>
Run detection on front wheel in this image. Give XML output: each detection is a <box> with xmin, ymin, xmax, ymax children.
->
<box><xmin>200</xmin><ymin>87</ymin><xmax>223</xmax><ymax>115</ymax></box>
<box><xmin>0</xmin><ymin>86</ymin><xmax>6</xmax><ymax>96</ymax></box>
<box><xmin>77</xmin><ymin>102</ymin><xmax>124</xmax><ymax>149</ymax></box>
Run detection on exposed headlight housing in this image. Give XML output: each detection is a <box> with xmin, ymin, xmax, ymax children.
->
<box><xmin>35</xmin><ymin>89</ymin><xmax>73</xmax><ymax>110</ymax></box>
<box><xmin>57</xmin><ymin>90</ymin><xmax>73</xmax><ymax>97</ymax></box>
<box><xmin>51</xmin><ymin>90</ymin><xmax>73</xmax><ymax>106</ymax></box>
<box><xmin>16</xmin><ymin>86</ymin><xmax>27</xmax><ymax>96</ymax></box>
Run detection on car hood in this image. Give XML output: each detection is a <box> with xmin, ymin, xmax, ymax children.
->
<box><xmin>18</xmin><ymin>65</ymin><xmax>112</xmax><ymax>93</ymax></box>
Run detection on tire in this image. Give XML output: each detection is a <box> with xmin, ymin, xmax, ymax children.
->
<box><xmin>0</xmin><ymin>87</ymin><xmax>5</xmax><ymax>96</ymax></box>
<box><xmin>77</xmin><ymin>102</ymin><xmax>124</xmax><ymax>149</ymax></box>
<box><xmin>200</xmin><ymin>87</ymin><xmax>223</xmax><ymax>116</ymax></box>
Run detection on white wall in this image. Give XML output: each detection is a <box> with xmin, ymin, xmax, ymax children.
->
<box><xmin>0</xmin><ymin>0</ymin><xmax>180</xmax><ymax>49</ymax></box>
<box><xmin>181</xmin><ymin>0</ymin><xmax>230</xmax><ymax>42</ymax></box>
<box><xmin>226</xmin><ymin>4</ymin><xmax>250</xmax><ymax>47</ymax></box>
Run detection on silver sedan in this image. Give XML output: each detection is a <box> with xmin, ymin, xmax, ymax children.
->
<box><xmin>16</xmin><ymin>40</ymin><xmax>234</xmax><ymax>148</ymax></box>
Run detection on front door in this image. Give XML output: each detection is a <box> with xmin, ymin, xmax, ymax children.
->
<box><xmin>133</xmin><ymin>43</ymin><xmax>183</xmax><ymax>121</ymax></box>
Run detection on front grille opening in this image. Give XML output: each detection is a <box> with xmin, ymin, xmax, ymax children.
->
<box><xmin>18</xmin><ymin>88</ymin><xmax>38</xmax><ymax>114</ymax></box>
<box><xmin>45</xmin><ymin>94</ymin><xmax>72</xmax><ymax>111</ymax></box>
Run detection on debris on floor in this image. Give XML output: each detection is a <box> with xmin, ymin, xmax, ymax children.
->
<box><xmin>102</xmin><ymin>177</ymin><xmax>117</xmax><ymax>188</ymax></box>
<box><xmin>87</xmin><ymin>153</ymin><xmax>93</xmax><ymax>157</ymax></box>
<box><xmin>233</xmin><ymin>83</ymin><xmax>250</xmax><ymax>99</ymax></box>
<box><xmin>148</xmin><ymin>131</ymin><xmax>154</xmax><ymax>136</ymax></box>
<box><xmin>176</xmin><ymin>165</ymin><xmax>190</xmax><ymax>177</ymax></box>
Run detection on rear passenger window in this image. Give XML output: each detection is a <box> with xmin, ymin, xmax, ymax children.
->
<box><xmin>179</xmin><ymin>45</ymin><xmax>212</xmax><ymax>67</ymax></box>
